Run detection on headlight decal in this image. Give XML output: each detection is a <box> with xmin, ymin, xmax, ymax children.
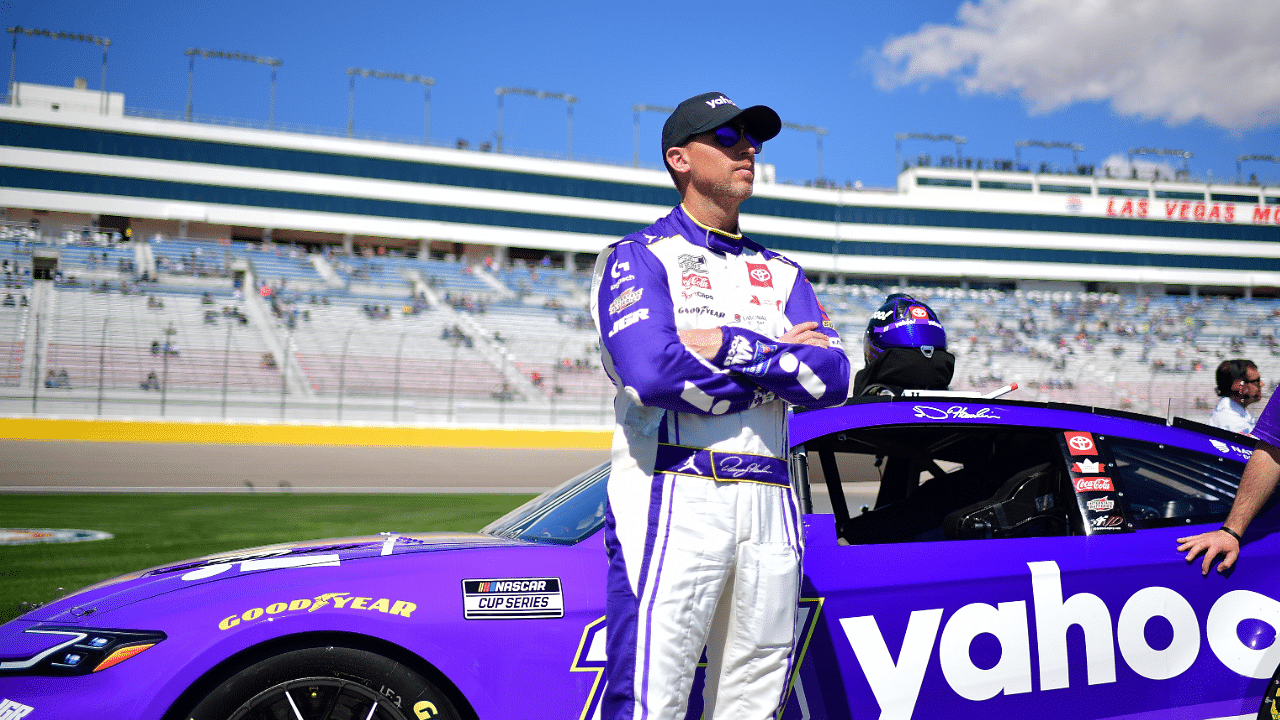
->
<box><xmin>0</xmin><ymin>628</ymin><xmax>166</xmax><ymax>676</ymax></box>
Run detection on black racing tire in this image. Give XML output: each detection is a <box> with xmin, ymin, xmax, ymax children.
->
<box><xmin>1259</xmin><ymin>662</ymin><xmax>1280</xmax><ymax>720</ymax></box>
<box><xmin>186</xmin><ymin>645</ymin><xmax>463</xmax><ymax>720</ymax></box>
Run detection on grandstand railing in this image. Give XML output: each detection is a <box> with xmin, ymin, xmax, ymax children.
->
<box><xmin>7</xmin><ymin>270</ymin><xmax>1278</xmax><ymax>428</ymax></box>
<box><xmin>3</xmin><ymin>291</ymin><xmax>617</xmax><ymax>426</ymax></box>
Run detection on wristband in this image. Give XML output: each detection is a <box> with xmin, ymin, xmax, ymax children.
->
<box><xmin>1220</xmin><ymin>526</ymin><xmax>1243</xmax><ymax>543</ymax></box>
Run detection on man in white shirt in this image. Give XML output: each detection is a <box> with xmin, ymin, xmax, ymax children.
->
<box><xmin>1207</xmin><ymin>358</ymin><xmax>1263</xmax><ymax>434</ymax></box>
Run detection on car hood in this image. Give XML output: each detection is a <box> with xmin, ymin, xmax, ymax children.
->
<box><xmin>17</xmin><ymin>531</ymin><xmax>526</xmax><ymax>623</ymax></box>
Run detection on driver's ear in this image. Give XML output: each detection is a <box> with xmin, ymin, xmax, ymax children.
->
<box><xmin>666</xmin><ymin>146</ymin><xmax>691</xmax><ymax>175</ymax></box>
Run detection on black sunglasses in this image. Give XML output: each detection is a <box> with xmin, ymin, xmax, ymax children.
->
<box><xmin>707</xmin><ymin>124</ymin><xmax>762</xmax><ymax>152</ymax></box>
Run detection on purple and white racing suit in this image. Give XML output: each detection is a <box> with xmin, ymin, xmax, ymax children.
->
<box><xmin>590</xmin><ymin>204</ymin><xmax>851</xmax><ymax>720</ymax></box>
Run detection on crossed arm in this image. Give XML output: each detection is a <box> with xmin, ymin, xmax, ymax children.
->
<box><xmin>677</xmin><ymin>322</ymin><xmax>831</xmax><ymax>358</ymax></box>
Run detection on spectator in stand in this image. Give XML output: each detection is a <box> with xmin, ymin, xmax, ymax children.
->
<box><xmin>1208</xmin><ymin>359</ymin><xmax>1264</xmax><ymax>434</ymax></box>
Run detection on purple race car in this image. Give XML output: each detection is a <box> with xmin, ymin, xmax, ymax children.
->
<box><xmin>2</xmin><ymin>397</ymin><xmax>1279</xmax><ymax>720</ymax></box>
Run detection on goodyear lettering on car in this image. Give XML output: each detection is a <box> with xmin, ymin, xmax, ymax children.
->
<box><xmin>217</xmin><ymin>591</ymin><xmax>416</xmax><ymax>630</ymax></box>
<box><xmin>462</xmin><ymin>577</ymin><xmax>564</xmax><ymax>619</ymax></box>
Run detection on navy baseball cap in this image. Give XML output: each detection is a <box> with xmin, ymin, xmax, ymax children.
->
<box><xmin>661</xmin><ymin>92</ymin><xmax>782</xmax><ymax>156</ymax></box>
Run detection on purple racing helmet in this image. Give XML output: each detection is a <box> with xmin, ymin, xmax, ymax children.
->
<box><xmin>863</xmin><ymin>293</ymin><xmax>947</xmax><ymax>366</ymax></box>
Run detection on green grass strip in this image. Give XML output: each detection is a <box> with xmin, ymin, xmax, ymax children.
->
<box><xmin>0</xmin><ymin>493</ymin><xmax>534</xmax><ymax>625</ymax></box>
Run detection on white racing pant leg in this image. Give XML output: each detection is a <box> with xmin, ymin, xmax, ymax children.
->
<box><xmin>603</xmin><ymin>473</ymin><xmax>803</xmax><ymax>720</ymax></box>
<box><xmin>703</xmin><ymin>482</ymin><xmax>803</xmax><ymax>720</ymax></box>
<box><xmin>605</xmin><ymin>471</ymin><xmax>736</xmax><ymax>720</ymax></box>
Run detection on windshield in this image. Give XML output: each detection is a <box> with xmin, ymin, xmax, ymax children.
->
<box><xmin>481</xmin><ymin>462</ymin><xmax>609</xmax><ymax>545</ymax></box>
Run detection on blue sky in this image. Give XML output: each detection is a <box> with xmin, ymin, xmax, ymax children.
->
<box><xmin>4</xmin><ymin>0</ymin><xmax>1278</xmax><ymax>189</ymax></box>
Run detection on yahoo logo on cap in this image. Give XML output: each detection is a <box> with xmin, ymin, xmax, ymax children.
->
<box><xmin>705</xmin><ymin>95</ymin><xmax>736</xmax><ymax>109</ymax></box>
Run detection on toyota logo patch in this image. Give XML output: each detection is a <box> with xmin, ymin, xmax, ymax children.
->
<box><xmin>747</xmin><ymin>263</ymin><xmax>773</xmax><ymax>288</ymax></box>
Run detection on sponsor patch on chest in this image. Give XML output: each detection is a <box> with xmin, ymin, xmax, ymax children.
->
<box><xmin>746</xmin><ymin>263</ymin><xmax>773</xmax><ymax>288</ymax></box>
<box><xmin>679</xmin><ymin>253</ymin><xmax>708</xmax><ymax>273</ymax></box>
<box><xmin>683</xmin><ymin>274</ymin><xmax>712</xmax><ymax>290</ymax></box>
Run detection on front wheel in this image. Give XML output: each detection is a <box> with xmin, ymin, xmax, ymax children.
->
<box><xmin>185</xmin><ymin>645</ymin><xmax>463</xmax><ymax>720</ymax></box>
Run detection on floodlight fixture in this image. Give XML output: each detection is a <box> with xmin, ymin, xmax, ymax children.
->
<box><xmin>7</xmin><ymin>26</ymin><xmax>111</xmax><ymax>114</ymax></box>
<box><xmin>784</xmin><ymin>121</ymin><xmax>831</xmax><ymax>182</ymax></box>
<box><xmin>1237</xmin><ymin>154</ymin><xmax>1278</xmax><ymax>185</ymax></box>
<box><xmin>185</xmin><ymin>47</ymin><xmax>282</xmax><ymax>128</ymax></box>
<box><xmin>496</xmin><ymin>86</ymin><xmax>578</xmax><ymax>158</ymax></box>
<box><xmin>1128</xmin><ymin>147</ymin><xmax>1192</xmax><ymax>177</ymax></box>
<box><xmin>1015</xmin><ymin>140</ymin><xmax>1084</xmax><ymax>169</ymax></box>
<box><xmin>633</xmin><ymin>104</ymin><xmax>674</xmax><ymax>167</ymax></box>
<box><xmin>346</xmin><ymin>67</ymin><xmax>436</xmax><ymax>142</ymax></box>
<box><xmin>895</xmin><ymin>132</ymin><xmax>967</xmax><ymax>171</ymax></box>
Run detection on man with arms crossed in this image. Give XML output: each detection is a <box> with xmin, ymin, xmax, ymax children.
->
<box><xmin>1179</xmin><ymin>395</ymin><xmax>1280</xmax><ymax>575</ymax></box>
<box><xmin>590</xmin><ymin>92</ymin><xmax>850</xmax><ymax>720</ymax></box>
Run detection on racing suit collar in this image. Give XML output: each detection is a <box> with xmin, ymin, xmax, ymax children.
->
<box><xmin>677</xmin><ymin>204</ymin><xmax>744</xmax><ymax>256</ymax></box>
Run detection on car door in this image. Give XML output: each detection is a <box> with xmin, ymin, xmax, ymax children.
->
<box><xmin>784</xmin><ymin>415</ymin><xmax>1280</xmax><ymax>720</ymax></box>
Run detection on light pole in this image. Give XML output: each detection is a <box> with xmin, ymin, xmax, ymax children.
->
<box><xmin>783</xmin><ymin>121</ymin><xmax>830</xmax><ymax>182</ymax></box>
<box><xmin>633</xmin><ymin>104</ymin><xmax>674</xmax><ymax>167</ymax></box>
<box><xmin>1237</xmin><ymin>154</ymin><xmax>1279</xmax><ymax>185</ymax></box>
<box><xmin>895</xmin><ymin>133</ymin><xmax>967</xmax><ymax>172</ymax></box>
<box><xmin>495</xmin><ymin>86</ymin><xmax>578</xmax><ymax>157</ymax></box>
<box><xmin>185</xmin><ymin>48</ymin><xmax>282</xmax><ymax>127</ymax></box>
<box><xmin>1128</xmin><ymin>148</ymin><xmax>1192</xmax><ymax>181</ymax></box>
<box><xmin>346</xmin><ymin>67</ymin><xmax>435</xmax><ymax>142</ymax></box>
<box><xmin>7</xmin><ymin>26</ymin><xmax>111</xmax><ymax>113</ymax></box>
<box><xmin>1015</xmin><ymin>140</ymin><xmax>1084</xmax><ymax>171</ymax></box>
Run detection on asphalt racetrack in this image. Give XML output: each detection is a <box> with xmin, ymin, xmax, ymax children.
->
<box><xmin>0</xmin><ymin>420</ymin><xmax>877</xmax><ymax>510</ymax></box>
<box><xmin>0</xmin><ymin>441</ymin><xmax>610</xmax><ymax>493</ymax></box>
<box><xmin>0</xmin><ymin>420</ymin><xmax>613</xmax><ymax>494</ymax></box>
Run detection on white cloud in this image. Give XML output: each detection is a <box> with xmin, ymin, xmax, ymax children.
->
<box><xmin>1099</xmin><ymin>153</ymin><xmax>1183</xmax><ymax>182</ymax></box>
<box><xmin>873</xmin><ymin>0</ymin><xmax>1280</xmax><ymax>131</ymax></box>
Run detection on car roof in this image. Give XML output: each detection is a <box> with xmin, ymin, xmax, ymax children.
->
<box><xmin>790</xmin><ymin>396</ymin><xmax>1256</xmax><ymax>460</ymax></box>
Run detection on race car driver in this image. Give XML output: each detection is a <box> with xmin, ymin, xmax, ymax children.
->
<box><xmin>590</xmin><ymin>92</ymin><xmax>851</xmax><ymax>720</ymax></box>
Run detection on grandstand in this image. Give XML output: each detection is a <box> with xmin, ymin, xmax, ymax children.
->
<box><xmin>0</xmin><ymin>79</ymin><xmax>1277</xmax><ymax>425</ymax></box>
<box><xmin>42</xmin><ymin>285</ymin><xmax>277</xmax><ymax>395</ymax></box>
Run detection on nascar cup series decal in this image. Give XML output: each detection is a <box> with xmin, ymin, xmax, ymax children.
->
<box><xmin>462</xmin><ymin>578</ymin><xmax>564</xmax><ymax>619</ymax></box>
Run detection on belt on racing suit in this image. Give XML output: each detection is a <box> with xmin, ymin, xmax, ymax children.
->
<box><xmin>654</xmin><ymin>443</ymin><xmax>790</xmax><ymax>487</ymax></box>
